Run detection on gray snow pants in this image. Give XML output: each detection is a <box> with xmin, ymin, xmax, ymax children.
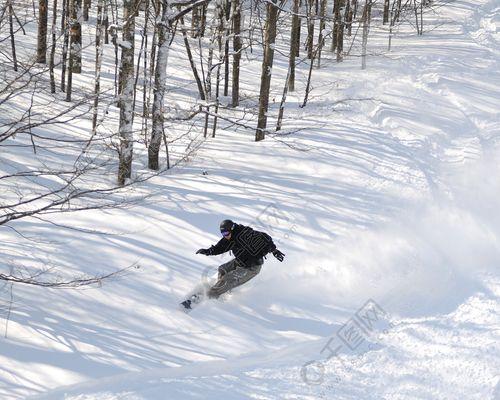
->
<box><xmin>207</xmin><ymin>258</ymin><xmax>263</xmax><ymax>299</ymax></box>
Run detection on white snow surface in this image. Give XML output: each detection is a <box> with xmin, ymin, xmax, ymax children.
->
<box><xmin>1</xmin><ymin>0</ymin><xmax>500</xmax><ymax>399</ymax></box>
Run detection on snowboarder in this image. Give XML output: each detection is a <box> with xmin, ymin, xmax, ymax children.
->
<box><xmin>181</xmin><ymin>219</ymin><xmax>285</xmax><ymax>310</ymax></box>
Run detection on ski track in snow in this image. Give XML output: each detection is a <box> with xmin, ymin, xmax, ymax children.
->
<box><xmin>1</xmin><ymin>0</ymin><xmax>500</xmax><ymax>398</ymax></box>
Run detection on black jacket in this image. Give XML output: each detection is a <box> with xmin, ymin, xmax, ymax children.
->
<box><xmin>207</xmin><ymin>224</ymin><xmax>276</xmax><ymax>267</ymax></box>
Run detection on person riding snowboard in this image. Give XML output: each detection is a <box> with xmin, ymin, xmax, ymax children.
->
<box><xmin>196</xmin><ymin>219</ymin><xmax>285</xmax><ymax>300</ymax></box>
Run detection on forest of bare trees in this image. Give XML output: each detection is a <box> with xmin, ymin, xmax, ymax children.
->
<box><xmin>2</xmin><ymin>0</ymin><xmax>433</xmax><ymax>182</ymax></box>
<box><xmin>0</xmin><ymin>0</ymin><xmax>433</xmax><ymax>286</ymax></box>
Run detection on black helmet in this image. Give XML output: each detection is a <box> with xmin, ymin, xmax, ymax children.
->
<box><xmin>219</xmin><ymin>219</ymin><xmax>234</xmax><ymax>234</ymax></box>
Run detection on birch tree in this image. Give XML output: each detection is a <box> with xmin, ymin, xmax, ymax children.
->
<box><xmin>148</xmin><ymin>0</ymin><xmax>171</xmax><ymax>170</ymax></box>
<box><xmin>118</xmin><ymin>0</ymin><xmax>136</xmax><ymax>185</ymax></box>
<box><xmin>92</xmin><ymin>0</ymin><xmax>106</xmax><ymax>132</ymax></box>
<box><xmin>69</xmin><ymin>0</ymin><xmax>82</xmax><ymax>74</ymax></box>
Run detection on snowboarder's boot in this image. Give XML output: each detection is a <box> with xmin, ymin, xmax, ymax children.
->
<box><xmin>180</xmin><ymin>293</ymin><xmax>201</xmax><ymax>311</ymax></box>
<box><xmin>181</xmin><ymin>299</ymin><xmax>192</xmax><ymax>310</ymax></box>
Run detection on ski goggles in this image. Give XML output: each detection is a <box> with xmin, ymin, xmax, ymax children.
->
<box><xmin>221</xmin><ymin>230</ymin><xmax>231</xmax><ymax>237</ymax></box>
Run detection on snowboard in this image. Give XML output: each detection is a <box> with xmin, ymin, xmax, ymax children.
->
<box><xmin>179</xmin><ymin>278</ymin><xmax>233</xmax><ymax>312</ymax></box>
<box><xmin>180</xmin><ymin>292</ymin><xmax>204</xmax><ymax>312</ymax></box>
<box><xmin>179</xmin><ymin>281</ymin><xmax>212</xmax><ymax>313</ymax></box>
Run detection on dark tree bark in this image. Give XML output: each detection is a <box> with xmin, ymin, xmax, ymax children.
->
<box><xmin>316</xmin><ymin>0</ymin><xmax>327</xmax><ymax>67</ymax></box>
<box><xmin>61</xmin><ymin>0</ymin><xmax>69</xmax><ymax>91</ymax></box>
<box><xmin>331</xmin><ymin>0</ymin><xmax>341</xmax><ymax>52</ymax></box>
<box><xmin>8</xmin><ymin>2</ymin><xmax>18</xmax><ymax>71</ymax></box>
<box><xmin>337</xmin><ymin>0</ymin><xmax>345</xmax><ymax>61</ymax></box>
<box><xmin>104</xmin><ymin>1</ymin><xmax>109</xmax><ymax>44</ymax></box>
<box><xmin>191</xmin><ymin>5</ymin><xmax>200</xmax><ymax>37</ymax></box>
<box><xmin>346</xmin><ymin>0</ymin><xmax>353</xmax><ymax>36</ymax></box>
<box><xmin>383</xmin><ymin>0</ymin><xmax>390</xmax><ymax>23</ymax></box>
<box><xmin>49</xmin><ymin>0</ymin><xmax>58</xmax><ymax>92</ymax></box>
<box><xmin>361</xmin><ymin>0</ymin><xmax>372</xmax><ymax>69</ymax></box>
<box><xmin>180</xmin><ymin>15</ymin><xmax>205</xmax><ymax>100</ymax></box>
<box><xmin>288</xmin><ymin>0</ymin><xmax>300</xmax><ymax>91</ymax></box>
<box><xmin>37</xmin><ymin>0</ymin><xmax>48</xmax><ymax>63</ymax></box>
<box><xmin>306</xmin><ymin>0</ymin><xmax>315</xmax><ymax>59</ymax></box>
<box><xmin>255</xmin><ymin>0</ymin><xmax>279</xmax><ymax>141</ymax></box>
<box><xmin>192</xmin><ymin>4</ymin><xmax>207</xmax><ymax>37</ymax></box>
<box><xmin>231</xmin><ymin>0</ymin><xmax>242</xmax><ymax>107</ymax></box>
<box><xmin>83</xmin><ymin>0</ymin><xmax>91</xmax><ymax>20</ymax></box>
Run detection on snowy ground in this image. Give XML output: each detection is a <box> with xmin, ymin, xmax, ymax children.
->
<box><xmin>1</xmin><ymin>0</ymin><xmax>499</xmax><ymax>398</ymax></box>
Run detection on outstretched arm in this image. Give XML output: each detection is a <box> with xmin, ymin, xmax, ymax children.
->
<box><xmin>255</xmin><ymin>230</ymin><xmax>285</xmax><ymax>262</ymax></box>
<box><xmin>196</xmin><ymin>237</ymin><xmax>232</xmax><ymax>256</ymax></box>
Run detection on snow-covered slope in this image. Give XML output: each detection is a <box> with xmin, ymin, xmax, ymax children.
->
<box><xmin>1</xmin><ymin>0</ymin><xmax>499</xmax><ymax>398</ymax></box>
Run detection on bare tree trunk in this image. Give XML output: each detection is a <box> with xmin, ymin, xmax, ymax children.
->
<box><xmin>413</xmin><ymin>0</ymin><xmax>420</xmax><ymax>34</ymax></box>
<box><xmin>146</xmin><ymin>3</ymin><xmax>159</xmax><ymax>135</ymax></box>
<box><xmin>361</xmin><ymin>0</ymin><xmax>371</xmax><ymax>69</ymax></box>
<box><xmin>255</xmin><ymin>0</ymin><xmax>279</xmax><ymax>141</ymax></box>
<box><xmin>346</xmin><ymin>0</ymin><xmax>353</xmax><ymax>36</ymax></box>
<box><xmin>191</xmin><ymin>5</ymin><xmax>200</xmax><ymax>37</ymax></box>
<box><xmin>70</xmin><ymin>0</ymin><xmax>82</xmax><ymax>74</ymax></box>
<box><xmin>223</xmin><ymin>0</ymin><xmax>230</xmax><ymax>97</ymax></box>
<box><xmin>200</xmin><ymin>4</ymin><xmax>207</xmax><ymax>37</ymax></box>
<box><xmin>104</xmin><ymin>1</ymin><xmax>109</xmax><ymax>43</ymax></box>
<box><xmin>83</xmin><ymin>0</ymin><xmax>91</xmax><ymax>20</ymax></box>
<box><xmin>49</xmin><ymin>0</ymin><xmax>58</xmax><ymax>92</ymax></box>
<box><xmin>118</xmin><ymin>0</ymin><xmax>136</xmax><ymax>184</ymax></box>
<box><xmin>301</xmin><ymin>52</ymin><xmax>314</xmax><ymax>107</ymax></box>
<box><xmin>388</xmin><ymin>0</ymin><xmax>397</xmax><ymax>50</ymax></box>
<box><xmin>306</xmin><ymin>0</ymin><xmax>315</xmax><ymax>59</ymax></box>
<box><xmin>331</xmin><ymin>0</ymin><xmax>340</xmax><ymax>52</ymax></box>
<box><xmin>66</xmin><ymin>0</ymin><xmax>80</xmax><ymax>100</ymax></box>
<box><xmin>180</xmin><ymin>15</ymin><xmax>205</xmax><ymax>99</ymax></box>
<box><xmin>231</xmin><ymin>0</ymin><xmax>241</xmax><ymax>107</ymax></box>
<box><xmin>142</xmin><ymin>0</ymin><xmax>151</xmax><ymax>145</ymax></box>
<box><xmin>336</xmin><ymin>0</ymin><xmax>344</xmax><ymax>61</ymax></box>
<box><xmin>316</xmin><ymin>0</ymin><xmax>326</xmax><ymax>67</ymax></box>
<box><xmin>276</xmin><ymin>68</ymin><xmax>290</xmax><ymax>131</ymax></box>
<box><xmin>296</xmin><ymin>0</ymin><xmax>301</xmax><ymax>57</ymax></box>
<box><xmin>92</xmin><ymin>0</ymin><xmax>105</xmax><ymax>132</ymax></box>
<box><xmin>8</xmin><ymin>2</ymin><xmax>18</xmax><ymax>72</ymax></box>
<box><xmin>37</xmin><ymin>0</ymin><xmax>48</xmax><ymax>63</ymax></box>
<box><xmin>148</xmin><ymin>0</ymin><xmax>171</xmax><ymax>170</ymax></box>
<box><xmin>420</xmin><ymin>0</ymin><xmax>424</xmax><ymax>34</ymax></box>
<box><xmin>212</xmin><ymin>7</ymin><xmax>226</xmax><ymax>137</ymax></box>
<box><xmin>288</xmin><ymin>0</ymin><xmax>299</xmax><ymax>92</ymax></box>
<box><xmin>212</xmin><ymin>3</ymin><xmax>224</xmax><ymax>137</ymax></box>
<box><xmin>110</xmin><ymin>26</ymin><xmax>119</xmax><ymax>101</ymax></box>
<box><xmin>61</xmin><ymin>0</ymin><xmax>69</xmax><ymax>91</ymax></box>
<box><xmin>383</xmin><ymin>0</ymin><xmax>389</xmax><ymax>23</ymax></box>
<box><xmin>203</xmin><ymin>30</ymin><xmax>214</xmax><ymax>138</ymax></box>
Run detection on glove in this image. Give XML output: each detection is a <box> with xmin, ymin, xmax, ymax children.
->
<box><xmin>196</xmin><ymin>248</ymin><xmax>210</xmax><ymax>255</ymax></box>
<box><xmin>272</xmin><ymin>249</ymin><xmax>285</xmax><ymax>262</ymax></box>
